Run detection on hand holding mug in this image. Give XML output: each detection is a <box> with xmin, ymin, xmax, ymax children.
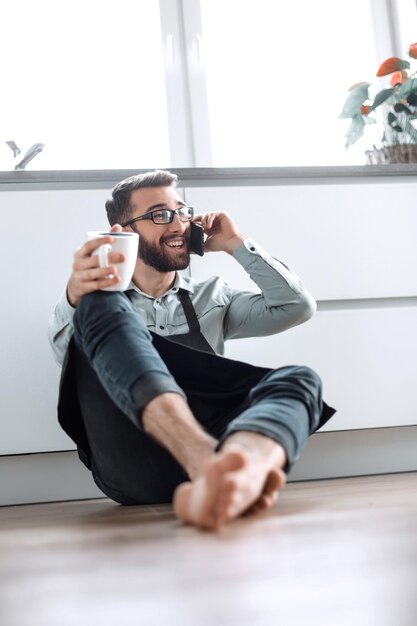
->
<box><xmin>67</xmin><ymin>225</ymin><xmax>139</xmax><ymax>307</ymax></box>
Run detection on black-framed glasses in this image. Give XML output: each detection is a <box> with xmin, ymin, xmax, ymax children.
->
<box><xmin>121</xmin><ymin>206</ymin><xmax>194</xmax><ymax>227</ymax></box>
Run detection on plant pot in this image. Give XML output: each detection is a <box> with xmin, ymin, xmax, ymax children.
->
<box><xmin>365</xmin><ymin>144</ymin><xmax>417</xmax><ymax>164</ymax></box>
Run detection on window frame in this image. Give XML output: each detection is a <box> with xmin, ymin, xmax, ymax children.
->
<box><xmin>1</xmin><ymin>0</ymin><xmax>413</xmax><ymax>171</ymax></box>
<box><xmin>160</xmin><ymin>0</ymin><xmax>416</xmax><ymax>167</ymax></box>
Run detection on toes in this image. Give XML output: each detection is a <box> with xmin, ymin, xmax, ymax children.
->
<box><xmin>243</xmin><ymin>496</ymin><xmax>268</xmax><ymax>516</ymax></box>
<box><xmin>172</xmin><ymin>482</ymin><xmax>195</xmax><ymax>524</ymax></box>
<box><xmin>264</xmin><ymin>468</ymin><xmax>286</xmax><ymax>495</ymax></box>
<box><xmin>243</xmin><ymin>491</ymin><xmax>278</xmax><ymax>516</ymax></box>
<box><xmin>213</xmin><ymin>476</ymin><xmax>240</xmax><ymax>526</ymax></box>
<box><xmin>217</xmin><ymin>447</ymin><xmax>247</xmax><ymax>473</ymax></box>
<box><xmin>175</xmin><ymin>451</ymin><xmax>246</xmax><ymax>530</ymax></box>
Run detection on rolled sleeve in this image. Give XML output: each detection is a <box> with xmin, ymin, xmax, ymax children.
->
<box><xmin>48</xmin><ymin>290</ymin><xmax>76</xmax><ymax>366</ymax></box>
<box><xmin>224</xmin><ymin>239</ymin><xmax>316</xmax><ymax>340</ymax></box>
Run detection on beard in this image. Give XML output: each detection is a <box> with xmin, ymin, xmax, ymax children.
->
<box><xmin>138</xmin><ymin>232</ymin><xmax>191</xmax><ymax>272</ymax></box>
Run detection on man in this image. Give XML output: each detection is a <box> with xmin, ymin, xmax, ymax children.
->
<box><xmin>49</xmin><ymin>169</ymin><xmax>335</xmax><ymax>531</ymax></box>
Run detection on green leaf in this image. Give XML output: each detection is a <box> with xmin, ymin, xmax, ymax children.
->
<box><xmin>397</xmin><ymin>78</ymin><xmax>417</xmax><ymax>99</ymax></box>
<box><xmin>369</xmin><ymin>88</ymin><xmax>394</xmax><ymax>111</ymax></box>
<box><xmin>394</xmin><ymin>102</ymin><xmax>412</xmax><ymax>115</ymax></box>
<box><xmin>345</xmin><ymin>114</ymin><xmax>365</xmax><ymax>147</ymax></box>
<box><xmin>338</xmin><ymin>83</ymin><xmax>370</xmax><ymax>119</ymax></box>
<box><xmin>407</xmin><ymin>92</ymin><xmax>417</xmax><ymax>106</ymax></box>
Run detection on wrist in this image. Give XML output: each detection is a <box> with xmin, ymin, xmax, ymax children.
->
<box><xmin>225</xmin><ymin>234</ymin><xmax>245</xmax><ymax>255</ymax></box>
<box><xmin>66</xmin><ymin>284</ymin><xmax>78</xmax><ymax>308</ymax></box>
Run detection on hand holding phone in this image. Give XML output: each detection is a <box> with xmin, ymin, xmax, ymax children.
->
<box><xmin>190</xmin><ymin>222</ymin><xmax>205</xmax><ymax>256</ymax></box>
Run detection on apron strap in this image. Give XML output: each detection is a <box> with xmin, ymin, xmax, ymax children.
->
<box><xmin>177</xmin><ymin>288</ymin><xmax>216</xmax><ymax>353</ymax></box>
<box><xmin>125</xmin><ymin>287</ymin><xmax>215</xmax><ymax>354</ymax></box>
<box><xmin>177</xmin><ymin>288</ymin><xmax>201</xmax><ymax>334</ymax></box>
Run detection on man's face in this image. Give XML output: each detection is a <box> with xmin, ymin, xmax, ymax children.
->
<box><xmin>125</xmin><ymin>186</ymin><xmax>191</xmax><ymax>272</ymax></box>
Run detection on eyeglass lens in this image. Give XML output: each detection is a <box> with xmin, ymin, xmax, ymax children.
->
<box><xmin>153</xmin><ymin>207</ymin><xmax>193</xmax><ymax>224</ymax></box>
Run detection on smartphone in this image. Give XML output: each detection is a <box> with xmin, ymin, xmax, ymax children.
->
<box><xmin>190</xmin><ymin>222</ymin><xmax>205</xmax><ymax>256</ymax></box>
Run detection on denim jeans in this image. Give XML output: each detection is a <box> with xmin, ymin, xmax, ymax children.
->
<box><xmin>71</xmin><ymin>291</ymin><xmax>329</xmax><ymax>505</ymax></box>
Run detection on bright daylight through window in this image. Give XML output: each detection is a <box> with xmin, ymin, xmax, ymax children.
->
<box><xmin>200</xmin><ymin>0</ymin><xmax>377</xmax><ymax>166</ymax></box>
<box><xmin>0</xmin><ymin>0</ymin><xmax>170</xmax><ymax>171</ymax></box>
<box><xmin>1</xmin><ymin>0</ymin><xmax>416</xmax><ymax>170</ymax></box>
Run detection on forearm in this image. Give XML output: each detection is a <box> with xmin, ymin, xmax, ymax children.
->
<box><xmin>232</xmin><ymin>239</ymin><xmax>307</xmax><ymax>300</ymax></box>
<box><xmin>225</xmin><ymin>239</ymin><xmax>316</xmax><ymax>338</ymax></box>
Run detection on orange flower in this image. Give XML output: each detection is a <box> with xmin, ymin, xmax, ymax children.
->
<box><xmin>390</xmin><ymin>70</ymin><xmax>408</xmax><ymax>86</ymax></box>
<box><xmin>361</xmin><ymin>105</ymin><xmax>371</xmax><ymax>115</ymax></box>
<box><xmin>376</xmin><ymin>57</ymin><xmax>410</xmax><ymax>77</ymax></box>
<box><xmin>408</xmin><ymin>43</ymin><xmax>417</xmax><ymax>59</ymax></box>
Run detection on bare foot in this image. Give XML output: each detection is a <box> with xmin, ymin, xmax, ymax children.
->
<box><xmin>173</xmin><ymin>445</ymin><xmax>286</xmax><ymax>531</ymax></box>
<box><xmin>173</xmin><ymin>448</ymin><xmax>245</xmax><ymax>530</ymax></box>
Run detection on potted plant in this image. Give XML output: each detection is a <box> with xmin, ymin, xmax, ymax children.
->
<box><xmin>339</xmin><ymin>42</ymin><xmax>417</xmax><ymax>163</ymax></box>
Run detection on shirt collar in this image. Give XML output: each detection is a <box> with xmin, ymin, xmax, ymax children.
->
<box><xmin>126</xmin><ymin>271</ymin><xmax>194</xmax><ymax>298</ymax></box>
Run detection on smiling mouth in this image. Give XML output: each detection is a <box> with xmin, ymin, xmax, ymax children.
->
<box><xmin>164</xmin><ymin>238</ymin><xmax>186</xmax><ymax>250</ymax></box>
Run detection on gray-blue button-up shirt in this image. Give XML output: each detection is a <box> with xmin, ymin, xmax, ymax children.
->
<box><xmin>48</xmin><ymin>238</ymin><xmax>316</xmax><ymax>366</ymax></box>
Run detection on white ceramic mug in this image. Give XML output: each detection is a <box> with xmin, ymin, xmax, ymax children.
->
<box><xmin>87</xmin><ymin>231</ymin><xmax>139</xmax><ymax>291</ymax></box>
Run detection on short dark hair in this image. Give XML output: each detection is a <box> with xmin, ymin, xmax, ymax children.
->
<box><xmin>105</xmin><ymin>169</ymin><xmax>178</xmax><ymax>225</ymax></box>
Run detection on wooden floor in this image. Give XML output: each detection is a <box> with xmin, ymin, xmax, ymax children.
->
<box><xmin>0</xmin><ymin>473</ymin><xmax>416</xmax><ymax>626</ymax></box>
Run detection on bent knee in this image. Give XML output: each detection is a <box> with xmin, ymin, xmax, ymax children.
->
<box><xmin>74</xmin><ymin>291</ymin><xmax>137</xmax><ymax>339</ymax></box>
<box><xmin>290</xmin><ymin>365</ymin><xmax>321</xmax><ymax>384</ymax></box>
<box><xmin>75</xmin><ymin>291</ymin><xmax>132</xmax><ymax>324</ymax></box>
<box><xmin>77</xmin><ymin>291</ymin><xmax>130</xmax><ymax>315</ymax></box>
<box><xmin>270</xmin><ymin>365</ymin><xmax>322</xmax><ymax>388</ymax></box>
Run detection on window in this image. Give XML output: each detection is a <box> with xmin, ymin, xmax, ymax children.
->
<box><xmin>200</xmin><ymin>0</ymin><xmax>377</xmax><ymax>166</ymax></box>
<box><xmin>0</xmin><ymin>0</ymin><xmax>170</xmax><ymax>170</ymax></box>
<box><xmin>1</xmin><ymin>0</ymin><xmax>415</xmax><ymax>170</ymax></box>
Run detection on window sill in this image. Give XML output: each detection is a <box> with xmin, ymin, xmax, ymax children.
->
<box><xmin>1</xmin><ymin>164</ymin><xmax>417</xmax><ymax>190</ymax></box>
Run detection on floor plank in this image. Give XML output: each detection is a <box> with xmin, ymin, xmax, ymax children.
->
<box><xmin>1</xmin><ymin>472</ymin><xmax>416</xmax><ymax>626</ymax></box>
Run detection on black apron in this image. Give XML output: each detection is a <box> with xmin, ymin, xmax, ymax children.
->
<box><xmin>58</xmin><ymin>290</ymin><xmax>335</xmax><ymax>469</ymax></box>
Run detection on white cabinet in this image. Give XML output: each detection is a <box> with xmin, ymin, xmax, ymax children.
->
<box><xmin>218</xmin><ymin>305</ymin><xmax>417</xmax><ymax>431</ymax></box>
<box><xmin>185</xmin><ymin>184</ymin><xmax>417</xmax><ymax>300</ymax></box>
<box><xmin>185</xmin><ymin>185</ymin><xmax>417</xmax><ymax>431</ymax></box>
<box><xmin>0</xmin><ymin>189</ymin><xmax>112</xmax><ymax>454</ymax></box>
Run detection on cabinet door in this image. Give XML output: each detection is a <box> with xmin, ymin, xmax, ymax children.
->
<box><xmin>185</xmin><ymin>184</ymin><xmax>417</xmax><ymax>431</ymax></box>
<box><xmin>1</xmin><ymin>185</ymin><xmax>191</xmax><ymax>455</ymax></box>
<box><xmin>1</xmin><ymin>189</ymin><xmax>112</xmax><ymax>454</ymax></box>
<box><xmin>185</xmin><ymin>185</ymin><xmax>417</xmax><ymax>300</ymax></box>
<box><xmin>222</xmin><ymin>305</ymin><xmax>417</xmax><ymax>431</ymax></box>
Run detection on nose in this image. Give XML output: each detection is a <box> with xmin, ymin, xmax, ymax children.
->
<box><xmin>168</xmin><ymin>211</ymin><xmax>188</xmax><ymax>232</ymax></box>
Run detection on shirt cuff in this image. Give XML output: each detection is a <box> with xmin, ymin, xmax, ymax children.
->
<box><xmin>232</xmin><ymin>238</ymin><xmax>303</xmax><ymax>294</ymax></box>
<box><xmin>232</xmin><ymin>238</ymin><xmax>264</xmax><ymax>264</ymax></box>
<box><xmin>56</xmin><ymin>289</ymin><xmax>76</xmax><ymax>326</ymax></box>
